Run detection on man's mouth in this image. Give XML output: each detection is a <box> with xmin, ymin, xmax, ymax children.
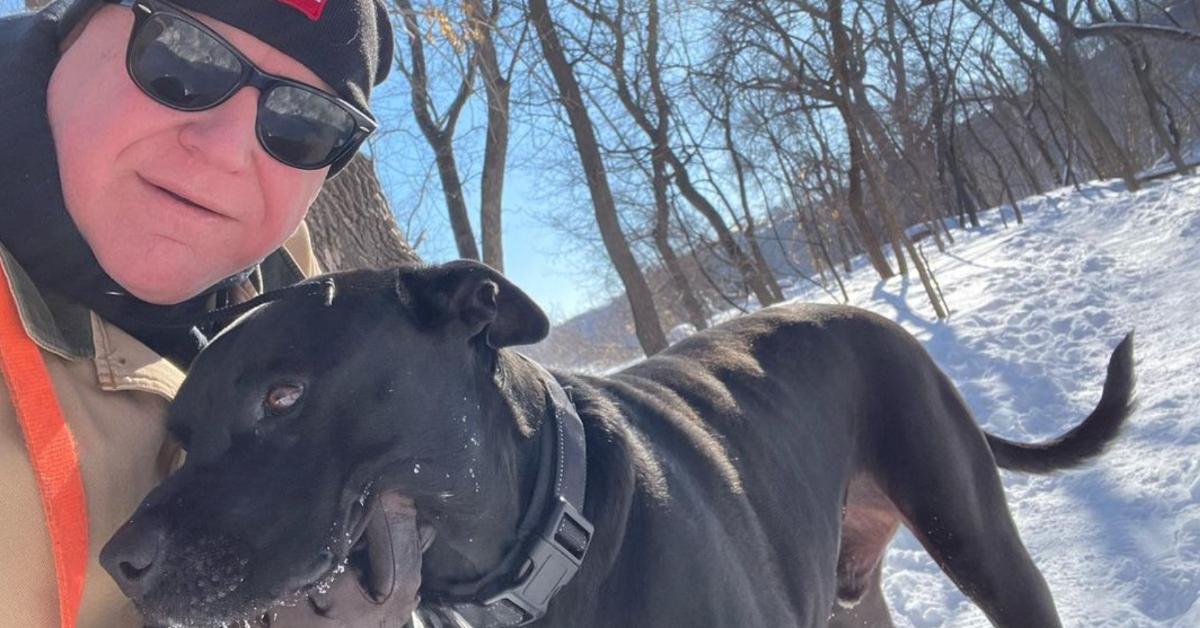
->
<box><xmin>140</xmin><ymin>175</ymin><xmax>228</xmax><ymax>220</ymax></box>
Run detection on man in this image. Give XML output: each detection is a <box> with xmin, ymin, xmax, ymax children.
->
<box><xmin>0</xmin><ymin>0</ymin><xmax>397</xmax><ymax>625</ymax></box>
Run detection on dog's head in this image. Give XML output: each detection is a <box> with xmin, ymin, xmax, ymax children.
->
<box><xmin>101</xmin><ymin>261</ymin><xmax>550</xmax><ymax>627</ymax></box>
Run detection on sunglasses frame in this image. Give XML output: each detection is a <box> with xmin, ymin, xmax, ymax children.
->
<box><xmin>120</xmin><ymin>0</ymin><xmax>379</xmax><ymax>170</ymax></box>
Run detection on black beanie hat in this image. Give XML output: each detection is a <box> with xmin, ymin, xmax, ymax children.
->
<box><xmin>163</xmin><ymin>0</ymin><xmax>394</xmax><ymax>119</ymax></box>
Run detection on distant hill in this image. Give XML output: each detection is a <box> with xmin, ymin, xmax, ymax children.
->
<box><xmin>521</xmin><ymin>209</ymin><xmax>819</xmax><ymax>371</ymax></box>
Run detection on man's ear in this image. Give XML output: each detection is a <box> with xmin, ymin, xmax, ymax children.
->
<box><xmin>399</xmin><ymin>260</ymin><xmax>550</xmax><ymax>348</ymax></box>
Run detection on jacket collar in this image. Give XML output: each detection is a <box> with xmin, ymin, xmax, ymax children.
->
<box><xmin>0</xmin><ymin>236</ymin><xmax>313</xmax><ymax>401</ymax></box>
<box><xmin>0</xmin><ymin>243</ymin><xmax>93</xmax><ymax>361</ymax></box>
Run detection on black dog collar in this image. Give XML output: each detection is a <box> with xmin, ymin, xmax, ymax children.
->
<box><xmin>419</xmin><ymin>358</ymin><xmax>593</xmax><ymax>627</ymax></box>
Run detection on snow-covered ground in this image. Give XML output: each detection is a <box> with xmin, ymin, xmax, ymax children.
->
<box><xmin>730</xmin><ymin>174</ymin><xmax>1200</xmax><ymax>626</ymax></box>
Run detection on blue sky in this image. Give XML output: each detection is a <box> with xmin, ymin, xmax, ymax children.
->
<box><xmin>368</xmin><ymin>119</ymin><xmax>601</xmax><ymax>323</ymax></box>
<box><xmin>404</xmin><ymin>170</ymin><xmax>599</xmax><ymax>323</ymax></box>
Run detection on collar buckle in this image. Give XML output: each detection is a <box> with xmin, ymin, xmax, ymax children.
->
<box><xmin>478</xmin><ymin>497</ymin><xmax>593</xmax><ymax>625</ymax></box>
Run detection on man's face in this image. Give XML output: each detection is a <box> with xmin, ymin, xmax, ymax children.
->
<box><xmin>47</xmin><ymin>5</ymin><xmax>330</xmax><ymax>305</ymax></box>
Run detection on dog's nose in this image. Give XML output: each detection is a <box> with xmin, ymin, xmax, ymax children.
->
<box><xmin>100</xmin><ymin>514</ymin><xmax>167</xmax><ymax>600</ymax></box>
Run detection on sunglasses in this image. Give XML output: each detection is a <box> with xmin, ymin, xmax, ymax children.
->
<box><xmin>120</xmin><ymin>0</ymin><xmax>377</xmax><ymax>170</ymax></box>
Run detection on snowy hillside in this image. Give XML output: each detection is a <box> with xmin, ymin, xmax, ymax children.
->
<box><xmin>719</xmin><ymin>174</ymin><xmax>1200</xmax><ymax>626</ymax></box>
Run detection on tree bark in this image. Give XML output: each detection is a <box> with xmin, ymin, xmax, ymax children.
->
<box><xmin>979</xmin><ymin>101</ymin><xmax>1044</xmax><ymax>196</ymax></box>
<box><xmin>963</xmin><ymin>111</ymin><xmax>1025</xmax><ymax>224</ymax></box>
<box><xmin>1116</xmin><ymin>36</ymin><xmax>1190</xmax><ymax>174</ymax></box>
<box><xmin>528</xmin><ymin>0</ymin><xmax>668</xmax><ymax>356</ymax></box>
<box><xmin>307</xmin><ymin>154</ymin><xmax>421</xmax><ymax>271</ymax></box>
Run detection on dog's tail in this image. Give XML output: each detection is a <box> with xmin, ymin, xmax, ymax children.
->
<box><xmin>985</xmin><ymin>333</ymin><xmax>1136</xmax><ymax>474</ymax></box>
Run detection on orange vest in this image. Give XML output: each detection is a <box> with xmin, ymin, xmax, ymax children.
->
<box><xmin>0</xmin><ymin>268</ymin><xmax>88</xmax><ymax>628</ymax></box>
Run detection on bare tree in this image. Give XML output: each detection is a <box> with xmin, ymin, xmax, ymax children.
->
<box><xmin>528</xmin><ymin>0</ymin><xmax>668</xmax><ymax>355</ymax></box>
<box><xmin>959</xmin><ymin>0</ymin><xmax>1141</xmax><ymax>190</ymax></box>
<box><xmin>394</xmin><ymin>0</ymin><xmax>481</xmax><ymax>261</ymax></box>
<box><xmin>465</xmin><ymin>0</ymin><xmax>520</xmax><ymax>271</ymax></box>
<box><xmin>574</xmin><ymin>0</ymin><xmax>784</xmax><ymax>307</ymax></box>
<box><xmin>1086</xmin><ymin>0</ymin><xmax>1191</xmax><ymax>174</ymax></box>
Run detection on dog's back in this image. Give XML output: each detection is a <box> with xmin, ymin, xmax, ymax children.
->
<box><xmin>547</xmin><ymin>302</ymin><xmax>1133</xmax><ymax>627</ymax></box>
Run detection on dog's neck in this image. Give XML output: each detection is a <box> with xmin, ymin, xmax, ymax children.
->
<box><xmin>418</xmin><ymin>350</ymin><xmax>565</xmax><ymax>592</ymax></box>
<box><xmin>419</xmin><ymin>351</ymin><xmax>642</xmax><ymax>619</ymax></box>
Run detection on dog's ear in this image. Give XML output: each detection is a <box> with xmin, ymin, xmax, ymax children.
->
<box><xmin>399</xmin><ymin>260</ymin><xmax>550</xmax><ymax>348</ymax></box>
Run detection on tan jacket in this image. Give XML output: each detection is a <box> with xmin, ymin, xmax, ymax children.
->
<box><xmin>0</xmin><ymin>225</ymin><xmax>320</xmax><ymax>628</ymax></box>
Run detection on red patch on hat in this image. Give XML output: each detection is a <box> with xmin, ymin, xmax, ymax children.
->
<box><xmin>275</xmin><ymin>0</ymin><xmax>328</xmax><ymax>21</ymax></box>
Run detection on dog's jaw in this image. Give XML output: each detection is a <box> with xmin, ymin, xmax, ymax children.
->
<box><xmin>132</xmin><ymin>487</ymin><xmax>401</xmax><ymax>628</ymax></box>
<box><xmin>271</xmin><ymin>492</ymin><xmax>431</xmax><ymax>626</ymax></box>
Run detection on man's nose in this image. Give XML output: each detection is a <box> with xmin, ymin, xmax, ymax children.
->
<box><xmin>177</xmin><ymin>88</ymin><xmax>259</xmax><ymax>173</ymax></box>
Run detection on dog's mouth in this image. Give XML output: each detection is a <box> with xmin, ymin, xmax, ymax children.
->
<box><xmin>255</xmin><ymin>491</ymin><xmax>433</xmax><ymax>626</ymax></box>
<box><xmin>134</xmin><ymin>489</ymin><xmax>433</xmax><ymax>628</ymax></box>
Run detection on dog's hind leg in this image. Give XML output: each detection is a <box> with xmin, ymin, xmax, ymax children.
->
<box><xmin>829</xmin><ymin>474</ymin><xmax>899</xmax><ymax>628</ymax></box>
<box><xmin>875</xmin><ymin>372</ymin><xmax>1063</xmax><ymax>628</ymax></box>
<box><xmin>833</xmin><ymin>475</ymin><xmax>900</xmax><ymax>613</ymax></box>
<box><xmin>827</xmin><ymin>562</ymin><xmax>894</xmax><ymax>628</ymax></box>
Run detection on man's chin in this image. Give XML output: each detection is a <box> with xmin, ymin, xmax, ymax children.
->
<box><xmin>89</xmin><ymin>238</ymin><xmax>239</xmax><ymax>306</ymax></box>
<box><xmin>104</xmin><ymin>266</ymin><xmax>220</xmax><ymax>306</ymax></box>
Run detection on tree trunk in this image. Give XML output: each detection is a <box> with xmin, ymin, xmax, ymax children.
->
<box><xmin>307</xmin><ymin>154</ymin><xmax>421</xmax><ymax>271</ymax></box>
<box><xmin>717</xmin><ymin>99</ymin><xmax>785</xmax><ymax>302</ymax></box>
<box><xmin>980</xmin><ymin>102</ymin><xmax>1044</xmax><ymax>196</ymax></box>
<box><xmin>528</xmin><ymin>0</ymin><xmax>668</xmax><ymax>356</ymax></box>
<box><xmin>1021</xmin><ymin>96</ymin><xmax>1067</xmax><ymax>187</ymax></box>
<box><xmin>799</xmin><ymin>188</ymin><xmax>849</xmax><ymax>303</ymax></box>
<box><xmin>665</xmin><ymin>153</ymin><xmax>781</xmax><ymax>305</ymax></box>
<box><xmin>466</xmin><ymin>0</ymin><xmax>513</xmax><ymax>271</ymax></box>
<box><xmin>948</xmin><ymin>117</ymin><xmax>983</xmax><ymax>227</ymax></box>
<box><xmin>860</xmin><ymin>151</ymin><xmax>908</xmax><ymax>276</ymax></box>
<box><xmin>906</xmin><ymin>237</ymin><xmax>948</xmax><ymax>320</ymax></box>
<box><xmin>396</xmin><ymin>0</ymin><xmax>481</xmax><ymax>261</ymax></box>
<box><xmin>1121</xmin><ymin>37</ymin><xmax>1190</xmax><ymax>175</ymax></box>
<box><xmin>1032</xmin><ymin>79</ymin><xmax>1083</xmax><ymax>188</ymax></box>
<box><xmin>826</xmin><ymin>0</ymin><xmax>894</xmax><ymax>279</ymax></box>
<box><xmin>964</xmin><ymin>113</ymin><xmax>1025</xmax><ymax>225</ymax></box>
<box><xmin>652</xmin><ymin>155</ymin><xmax>708</xmax><ymax>330</ymax></box>
<box><xmin>593</xmin><ymin>0</ymin><xmax>780</xmax><ymax>307</ymax></box>
<box><xmin>430</xmin><ymin>134</ymin><xmax>480</xmax><ymax>260</ymax></box>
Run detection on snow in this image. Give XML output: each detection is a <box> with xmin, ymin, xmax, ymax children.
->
<box><xmin>701</xmin><ymin>174</ymin><xmax>1200</xmax><ymax>626</ymax></box>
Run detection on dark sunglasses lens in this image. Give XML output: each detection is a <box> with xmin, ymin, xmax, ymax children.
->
<box><xmin>128</xmin><ymin>14</ymin><xmax>242</xmax><ymax>109</ymax></box>
<box><xmin>260</xmin><ymin>86</ymin><xmax>359</xmax><ymax>169</ymax></box>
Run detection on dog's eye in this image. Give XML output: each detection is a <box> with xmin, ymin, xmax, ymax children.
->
<box><xmin>265</xmin><ymin>383</ymin><xmax>305</xmax><ymax>413</ymax></box>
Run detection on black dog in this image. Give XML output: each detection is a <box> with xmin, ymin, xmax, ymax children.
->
<box><xmin>101</xmin><ymin>261</ymin><xmax>1136</xmax><ymax>627</ymax></box>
